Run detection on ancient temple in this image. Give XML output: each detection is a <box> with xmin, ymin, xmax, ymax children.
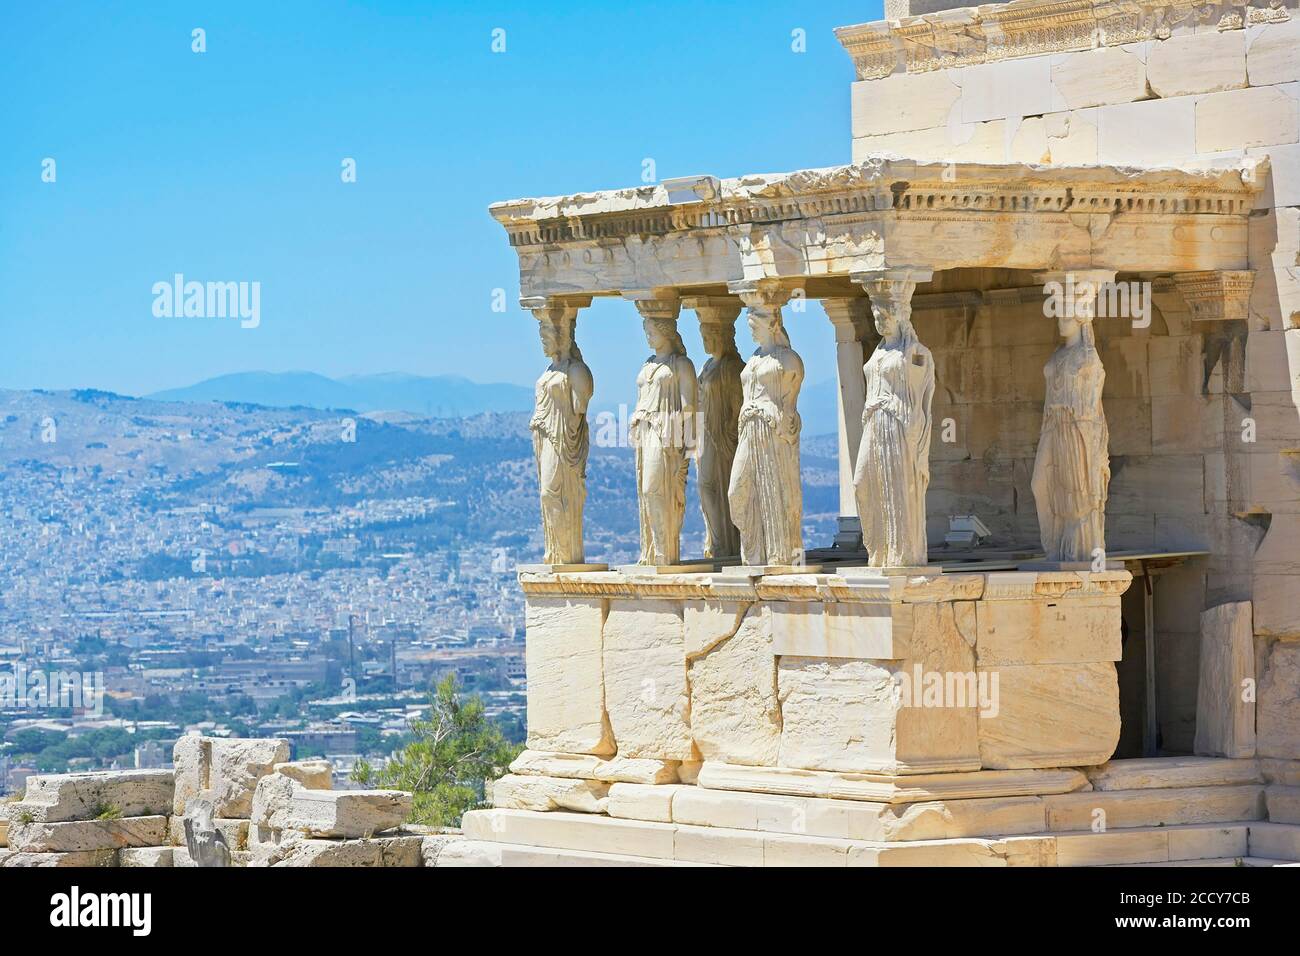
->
<box><xmin>454</xmin><ymin>0</ymin><xmax>1300</xmax><ymax>866</ymax></box>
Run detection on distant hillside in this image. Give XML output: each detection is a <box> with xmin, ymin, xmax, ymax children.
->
<box><xmin>0</xmin><ymin>388</ymin><xmax>841</xmax><ymax>564</ymax></box>
<box><xmin>148</xmin><ymin>371</ymin><xmax>534</xmax><ymax>418</ymax></box>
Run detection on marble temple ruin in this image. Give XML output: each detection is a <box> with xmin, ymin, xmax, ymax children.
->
<box><xmin>3</xmin><ymin>0</ymin><xmax>1300</xmax><ymax>869</ymax></box>
<box><xmin>457</xmin><ymin>0</ymin><xmax>1300</xmax><ymax>867</ymax></box>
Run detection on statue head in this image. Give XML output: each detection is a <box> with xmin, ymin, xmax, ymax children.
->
<box><xmin>538</xmin><ymin>315</ymin><xmax>578</xmax><ymax>362</ymax></box>
<box><xmin>747</xmin><ymin>306</ymin><xmax>791</xmax><ymax>349</ymax></box>
<box><xmin>1056</xmin><ymin>310</ymin><xmax>1080</xmax><ymax>340</ymax></box>
<box><xmin>643</xmin><ymin>317</ymin><xmax>686</xmax><ymax>357</ymax></box>
<box><xmin>1056</xmin><ymin>310</ymin><xmax>1096</xmax><ymax>348</ymax></box>
<box><xmin>701</xmin><ymin>321</ymin><xmax>738</xmax><ymax>358</ymax></box>
<box><xmin>871</xmin><ymin>298</ymin><xmax>914</xmax><ymax>345</ymax></box>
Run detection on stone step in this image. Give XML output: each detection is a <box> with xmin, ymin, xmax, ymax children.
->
<box><xmin>1247</xmin><ymin>822</ymin><xmax>1300</xmax><ymax>860</ymax></box>
<box><xmin>1111</xmin><ymin>856</ymin><xmax>1300</xmax><ymax>867</ymax></box>
<box><xmin>463</xmin><ymin>807</ymin><xmax>1040</xmax><ymax>866</ymax></box>
<box><xmin>463</xmin><ymin>808</ymin><xmax>1260</xmax><ymax>867</ymax></box>
<box><xmin>1055</xmin><ymin>824</ymin><xmax>1248</xmax><ymax>866</ymax></box>
<box><xmin>436</xmin><ymin>839</ymin><xmax>717</xmax><ymax>867</ymax></box>
<box><xmin>1241</xmin><ymin>857</ymin><xmax>1300</xmax><ymax>867</ymax></box>
<box><xmin>1042</xmin><ymin>785</ymin><xmax>1264</xmax><ymax>831</ymax></box>
<box><xmin>696</xmin><ymin>761</ymin><xmax>1090</xmax><ymax>804</ymax></box>
<box><xmin>587</xmin><ymin>780</ymin><xmax>1265</xmax><ymax>840</ymax></box>
<box><xmin>1083</xmin><ymin>757</ymin><xmax>1261</xmax><ymax>791</ymax></box>
<box><xmin>603</xmin><ymin>780</ymin><xmax>1048</xmax><ymax>841</ymax></box>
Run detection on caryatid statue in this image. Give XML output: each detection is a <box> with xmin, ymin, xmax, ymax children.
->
<box><xmin>628</xmin><ymin>296</ymin><xmax>698</xmax><ymax>566</ymax></box>
<box><xmin>684</xmin><ymin>296</ymin><xmax>743</xmax><ymax>559</ymax></box>
<box><xmin>726</xmin><ymin>281</ymin><xmax>805</xmax><ymax>567</ymax></box>
<box><xmin>526</xmin><ymin>297</ymin><xmax>593</xmax><ymax>566</ymax></box>
<box><xmin>1032</xmin><ymin>271</ymin><xmax>1112</xmax><ymax>563</ymax></box>
<box><xmin>853</xmin><ymin>268</ymin><xmax>935</xmax><ymax>570</ymax></box>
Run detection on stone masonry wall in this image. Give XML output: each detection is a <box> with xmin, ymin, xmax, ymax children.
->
<box><xmin>855</xmin><ymin>1</ymin><xmax>1300</xmax><ymax>757</ymax></box>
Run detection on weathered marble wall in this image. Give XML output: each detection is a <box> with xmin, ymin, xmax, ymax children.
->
<box><xmin>520</xmin><ymin>569</ymin><xmax>1130</xmax><ymax>774</ymax></box>
<box><xmin>855</xmin><ymin>1</ymin><xmax>1300</xmax><ymax>760</ymax></box>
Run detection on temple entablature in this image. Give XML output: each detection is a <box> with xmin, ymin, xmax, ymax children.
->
<box><xmin>490</xmin><ymin>158</ymin><xmax>1266</xmax><ymax>299</ymax></box>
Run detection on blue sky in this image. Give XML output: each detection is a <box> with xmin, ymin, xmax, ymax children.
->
<box><xmin>0</xmin><ymin>0</ymin><xmax>884</xmax><ymax>404</ymax></box>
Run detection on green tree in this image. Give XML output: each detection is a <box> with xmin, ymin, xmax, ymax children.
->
<box><xmin>351</xmin><ymin>674</ymin><xmax>520</xmax><ymax>827</ymax></box>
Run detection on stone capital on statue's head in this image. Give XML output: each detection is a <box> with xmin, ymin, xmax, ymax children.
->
<box><xmin>524</xmin><ymin>296</ymin><xmax>590</xmax><ymax>362</ymax></box>
<box><xmin>853</xmin><ymin>266</ymin><xmax>932</xmax><ymax>344</ymax></box>
<box><xmin>727</xmin><ymin>278</ymin><xmax>801</xmax><ymax>313</ymax></box>
<box><xmin>682</xmin><ymin>295</ymin><xmax>743</xmax><ymax>326</ymax></box>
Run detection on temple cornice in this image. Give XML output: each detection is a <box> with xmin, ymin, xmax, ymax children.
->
<box><xmin>833</xmin><ymin>0</ymin><xmax>1292</xmax><ymax>81</ymax></box>
<box><xmin>488</xmin><ymin>157</ymin><xmax>1266</xmax><ymax>298</ymax></box>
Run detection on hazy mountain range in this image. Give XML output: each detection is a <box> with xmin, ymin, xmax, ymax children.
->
<box><xmin>146</xmin><ymin>370</ymin><xmax>842</xmax><ymax>429</ymax></box>
<box><xmin>148</xmin><ymin>371</ymin><xmax>536</xmax><ymax>419</ymax></box>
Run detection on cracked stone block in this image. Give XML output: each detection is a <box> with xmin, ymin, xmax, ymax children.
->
<box><xmin>689</xmin><ymin>604</ymin><xmax>781</xmax><ymax>766</ymax></box>
<box><xmin>173</xmin><ymin>736</ymin><xmax>291</xmax><ymax>818</ymax></box>
<box><xmin>7</xmin><ymin>815</ymin><xmax>168</xmax><ymax>853</ymax></box>
<box><xmin>255</xmin><ymin>782</ymin><xmax>411</xmax><ymax>839</ymax></box>
<box><xmin>491</xmin><ymin>774</ymin><xmax>609</xmax><ymax>813</ymax></box>
<box><xmin>16</xmin><ymin>770</ymin><xmax>174</xmax><ymax>824</ymax></box>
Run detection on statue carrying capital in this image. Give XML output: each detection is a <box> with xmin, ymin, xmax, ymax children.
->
<box><xmin>727</xmin><ymin>287</ymin><xmax>805</xmax><ymax>567</ymax></box>
<box><xmin>854</xmin><ymin>308</ymin><xmax>934</xmax><ymax>569</ymax></box>
<box><xmin>853</xmin><ymin>269</ymin><xmax>934</xmax><ymax>570</ymax></box>
<box><xmin>529</xmin><ymin>303</ymin><xmax>593</xmax><ymax>566</ymax></box>
<box><xmin>631</xmin><ymin>316</ymin><xmax>698</xmax><ymax>566</ymax></box>
<box><xmin>1032</xmin><ymin>281</ymin><xmax>1110</xmax><ymax>563</ymax></box>
<box><xmin>688</xmin><ymin>298</ymin><xmax>743</xmax><ymax>559</ymax></box>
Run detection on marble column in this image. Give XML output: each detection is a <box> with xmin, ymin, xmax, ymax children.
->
<box><xmin>821</xmin><ymin>296</ymin><xmax>879</xmax><ymax>552</ymax></box>
<box><xmin>522</xmin><ymin>295</ymin><xmax>598</xmax><ymax>570</ymax></box>
<box><xmin>850</xmin><ymin>267</ymin><xmax>935</xmax><ymax>572</ymax></box>
<box><xmin>683</xmin><ymin>295</ymin><xmax>744</xmax><ymax>559</ymax></box>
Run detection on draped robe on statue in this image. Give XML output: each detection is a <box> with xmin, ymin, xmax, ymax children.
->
<box><xmin>854</xmin><ymin>335</ymin><xmax>934</xmax><ymax>568</ymax></box>
<box><xmin>1031</xmin><ymin>341</ymin><xmax>1109</xmax><ymax>562</ymax></box>
<box><xmin>530</xmin><ymin>361</ymin><xmax>590</xmax><ymax>565</ymax></box>
<box><xmin>728</xmin><ymin>349</ymin><xmax>803</xmax><ymax>566</ymax></box>
<box><xmin>631</xmin><ymin>353</ymin><xmax>693</xmax><ymax>565</ymax></box>
<box><xmin>697</xmin><ymin>351</ymin><xmax>742</xmax><ymax>558</ymax></box>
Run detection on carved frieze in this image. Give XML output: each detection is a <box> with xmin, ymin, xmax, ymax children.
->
<box><xmin>834</xmin><ymin>0</ymin><xmax>1283</xmax><ymax>80</ymax></box>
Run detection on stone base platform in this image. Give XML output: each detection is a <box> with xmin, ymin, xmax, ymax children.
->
<box><xmin>442</xmin><ymin>756</ymin><xmax>1300</xmax><ymax>867</ymax></box>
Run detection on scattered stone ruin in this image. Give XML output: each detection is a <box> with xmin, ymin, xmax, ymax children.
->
<box><xmin>0</xmin><ymin>737</ymin><xmax>454</xmax><ymax>868</ymax></box>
